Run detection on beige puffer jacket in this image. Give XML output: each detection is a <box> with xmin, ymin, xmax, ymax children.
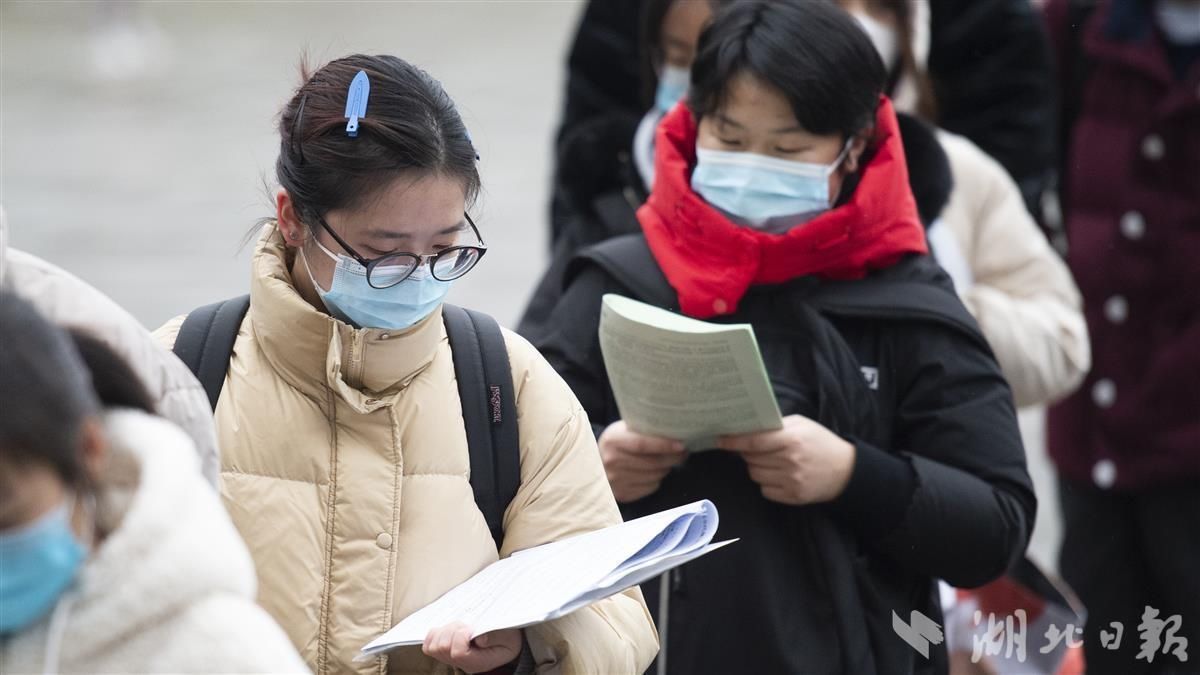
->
<box><xmin>935</xmin><ymin>130</ymin><xmax>1091</xmax><ymax>408</ymax></box>
<box><xmin>156</xmin><ymin>227</ymin><xmax>657</xmax><ymax>675</ymax></box>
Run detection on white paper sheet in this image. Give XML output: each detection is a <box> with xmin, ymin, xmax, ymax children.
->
<box><xmin>360</xmin><ymin>500</ymin><xmax>731</xmax><ymax>657</ymax></box>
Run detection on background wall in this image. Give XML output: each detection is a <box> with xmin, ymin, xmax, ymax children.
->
<box><xmin>1</xmin><ymin>0</ymin><xmax>579</xmax><ymax>328</ymax></box>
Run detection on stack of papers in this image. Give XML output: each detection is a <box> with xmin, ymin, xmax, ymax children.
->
<box><xmin>360</xmin><ymin>500</ymin><xmax>732</xmax><ymax>657</ymax></box>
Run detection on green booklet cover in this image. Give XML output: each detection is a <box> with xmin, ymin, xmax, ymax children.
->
<box><xmin>598</xmin><ymin>294</ymin><xmax>783</xmax><ymax>449</ymax></box>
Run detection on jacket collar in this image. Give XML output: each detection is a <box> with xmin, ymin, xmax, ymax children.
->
<box><xmin>249</xmin><ymin>225</ymin><xmax>444</xmax><ymax>410</ymax></box>
<box><xmin>637</xmin><ymin>96</ymin><xmax>928</xmax><ymax>318</ymax></box>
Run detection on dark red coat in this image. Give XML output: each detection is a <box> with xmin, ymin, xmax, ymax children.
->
<box><xmin>1045</xmin><ymin>0</ymin><xmax>1200</xmax><ymax>491</ymax></box>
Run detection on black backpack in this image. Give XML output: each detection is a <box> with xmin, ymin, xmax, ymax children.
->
<box><xmin>172</xmin><ymin>297</ymin><xmax>520</xmax><ymax>550</ymax></box>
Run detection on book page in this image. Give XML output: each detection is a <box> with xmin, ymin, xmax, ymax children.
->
<box><xmin>599</xmin><ymin>294</ymin><xmax>782</xmax><ymax>444</ymax></box>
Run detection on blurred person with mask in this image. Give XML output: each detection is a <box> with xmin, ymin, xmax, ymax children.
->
<box><xmin>0</xmin><ymin>290</ymin><xmax>306</xmax><ymax>673</ymax></box>
<box><xmin>1042</xmin><ymin>0</ymin><xmax>1200</xmax><ymax>672</ymax></box>
<box><xmin>534</xmin><ymin>2</ymin><xmax>1036</xmax><ymax>672</ymax></box>
<box><xmin>155</xmin><ymin>54</ymin><xmax>658</xmax><ymax>675</ymax></box>
<box><xmin>521</xmin><ymin>0</ymin><xmax>1090</xmax><ymax>414</ymax></box>
<box><xmin>550</xmin><ymin>0</ymin><xmax>1058</xmax><ymax>223</ymax></box>
<box><xmin>0</xmin><ymin>207</ymin><xmax>219</xmax><ymax>487</ymax></box>
<box><xmin>519</xmin><ymin>0</ymin><xmax>732</xmax><ymax>339</ymax></box>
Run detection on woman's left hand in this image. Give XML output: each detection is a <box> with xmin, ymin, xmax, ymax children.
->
<box><xmin>717</xmin><ymin>414</ymin><xmax>856</xmax><ymax>505</ymax></box>
<box><xmin>422</xmin><ymin>623</ymin><xmax>523</xmax><ymax>674</ymax></box>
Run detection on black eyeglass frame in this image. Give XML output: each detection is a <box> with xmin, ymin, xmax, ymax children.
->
<box><xmin>313</xmin><ymin>213</ymin><xmax>487</xmax><ymax>289</ymax></box>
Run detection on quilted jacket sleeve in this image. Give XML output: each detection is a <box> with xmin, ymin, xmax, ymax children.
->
<box><xmin>938</xmin><ymin>130</ymin><xmax>1090</xmax><ymax>407</ymax></box>
<box><xmin>499</xmin><ymin>330</ymin><xmax>659</xmax><ymax>674</ymax></box>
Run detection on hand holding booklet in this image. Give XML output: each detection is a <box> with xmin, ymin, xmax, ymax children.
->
<box><xmin>360</xmin><ymin>500</ymin><xmax>732</xmax><ymax>658</ymax></box>
<box><xmin>598</xmin><ymin>293</ymin><xmax>783</xmax><ymax>447</ymax></box>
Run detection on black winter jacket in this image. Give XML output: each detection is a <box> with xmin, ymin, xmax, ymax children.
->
<box><xmin>531</xmin><ymin>241</ymin><xmax>1036</xmax><ymax>674</ymax></box>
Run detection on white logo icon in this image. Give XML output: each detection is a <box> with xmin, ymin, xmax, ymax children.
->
<box><xmin>893</xmin><ymin>610</ymin><xmax>945</xmax><ymax>658</ymax></box>
<box><xmin>861</xmin><ymin>366</ymin><xmax>880</xmax><ymax>390</ymax></box>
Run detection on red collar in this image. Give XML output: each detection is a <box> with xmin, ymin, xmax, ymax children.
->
<box><xmin>637</xmin><ymin>96</ymin><xmax>928</xmax><ymax>318</ymax></box>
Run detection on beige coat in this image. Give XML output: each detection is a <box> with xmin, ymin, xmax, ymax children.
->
<box><xmin>935</xmin><ymin>131</ymin><xmax>1090</xmax><ymax>408</ymax></box>
<box><xmin>156</xmin><ymin>228</ymin><xmax>657</xmax><ymax>675</ymax></box>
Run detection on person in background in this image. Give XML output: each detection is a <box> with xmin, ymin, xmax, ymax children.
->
<box><xmin>523</xmin><ymin>0</ymin><xmax>1089</xmax><ymax>414</ymax></box>
<box><xmin>0</xmin><ymin>208</ymin><xmax>219</xmax><ymax>487</ymax></box>
<box><xmin>1043</xmin><ymin>0</ymin><xmax>1200</xmax><ymax>672</ymax></box>
<box><xmin>519</xmin><ymin>0</ymin><xmax>730</xmax><ymax>339</ymax></box>
<box><xmin>0</xmin><ymin>290</ymin><xmax>307</xmax><ymax>673</ymax></box>
<box><xmin>837</xmin><ymin>0</ymin><xmax>1091</xmax><ymax>411</ymax></box>
<box><xmin>155</xmin><ymin>54</ymin><xmax>657</xmax><ymax>675</ymax></box>
<box><xmin>535</xmin><ymin>2</ymin><xmax>1035</xmax><ymax>672</ymax></box>
<box><xmin>550</xmin><ymin>0</ymin><xmax>1058</xmax><ymax>222</ymax></box>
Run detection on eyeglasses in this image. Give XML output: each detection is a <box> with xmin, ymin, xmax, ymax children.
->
<box><xmin>314</xmin><ymin>213</ymin><xmax>487</xmax><ymax>289</ymax></box>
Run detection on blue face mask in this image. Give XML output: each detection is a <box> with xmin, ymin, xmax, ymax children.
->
<box><xmin>303</xmin><ymin>240</ymin><xmax>452</xmax><ymax>331</ymax></box>
<box><xmin>0</xmin><ymin>500</ymin><xmax>86</xmax><ymax>634</ymax></box>
<box><xmin>655</xmin><ymin>65</ymin><xmax>690</xmax><ymax>114</ymax></box>
<box><xmin>691</xmin><ymin>140</ymin><xmax>853</xmax><ymax>231</ymax></box>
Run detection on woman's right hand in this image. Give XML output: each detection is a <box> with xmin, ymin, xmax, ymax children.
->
<box><xmin>598</xmin><ymin>421</ymin><xmax>686</xmax><ymax>503</ymax></box>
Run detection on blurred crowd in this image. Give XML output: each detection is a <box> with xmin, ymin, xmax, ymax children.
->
<box><xmin>1</xmin><ymin>1</ymin><xmax>1196</xmax><ymax>674</ymax></box>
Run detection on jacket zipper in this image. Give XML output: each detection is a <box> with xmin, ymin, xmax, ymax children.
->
<box><xmin>657</xmin><ymin>572</ymin><xmax>671</xmax><ymax>675</ymax></box>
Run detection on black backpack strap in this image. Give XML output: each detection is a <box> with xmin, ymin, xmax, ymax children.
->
<box><xmin>172</xmin><ymin>294</ymin><xmax>251</xmax><ymax>410</ymax></box>
<box><xmin>443</xmin><ymin>304</ymin><xmax>521</xmax><ymax>551</ymax></box>
<box><xmin>569</xmin><ymin>233</ymin><xmax>677</xmax><ymax>309</ymax></box>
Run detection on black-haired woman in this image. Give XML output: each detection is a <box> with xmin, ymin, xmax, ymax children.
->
<box><xmin>534</xmin><ymin>3</ymin><xmax>1035</xmax><ymax>673</ymax></box>
<box><xmin>0</xmin><ymin>291</ymin><xmax>307</xmax><ymax>673</ymax></box>
<box><xmin>156</xmin><ymin>54</ymin><xmax>657</xmax><ymax>675</ymax></box>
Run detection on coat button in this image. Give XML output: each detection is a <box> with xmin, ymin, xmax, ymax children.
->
<box><xmin>1092</xmin><ymin>459</ymin><xmax>1117</xmax><ymax>489</ymax></box>
<box><xmin>1092</xmin><ymin>378</ymin><xmax>1117</xmax><ymax>408</ymax></box>
<box><xmin>712</xmin><ymin>298</ymin><xmax>728</xmax><ymax>314</ymax></box>
<box><xmin>1104</xmin><ymin>295</ymin><xmax>1128</xmax><ymax>324</ymax></box>
<box><xmin>1141</xmin><ymin>134</ymin><xmax>1165</xmax><ymax>161</ymax></box>
<box><xmin>1119</xmin><ymin>211</ymin><xmax>1146</xmax><ymax>240</ymax></box>
<box><xmin>376</xmin><ymin>532</ymin><xmax>393</xmax><ymax>550</ymax></box>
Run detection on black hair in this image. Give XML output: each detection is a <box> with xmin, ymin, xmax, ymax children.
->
<box><xmin>637</xmin><ymin>0</ymin><xmax>735</xmax><ymax>109</ymax></box>
<box><xmin>0</xmin><ymin>291</ymin><xmax>100</xmax><ymax>486</ymax></box>
<box><xmin>68</xmin><ymin>330</ymin><xmax>156</xmax><ymax>414</ymax></box>
<box><xmin>276</xmin><ymin>53</ymin><xmax>480</xmax><ymax>232</ymax></box>
<box><xmin>689</xmin><ymin>0</ymin><xmax>887</xmax><ymax>140</ymax></box>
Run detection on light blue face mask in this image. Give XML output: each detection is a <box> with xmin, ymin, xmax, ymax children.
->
<box><xmin>691</xmin><ymin>139</ymin><xmax>854</xmax><ymax>231</ymax></box>
<box><xmin>304</xmin><ymin>239</ymin><xmax>452</xmax><ymax>331</ymax></box>
<box><xmin>655</xmin><ymin>65</ymin><xmax>690</xmax><ymax>114</ymax></box>
<box><xmin>0</xmin><ymin>499</ymin><xmax>86</xmax><ymax>634</ymax></box>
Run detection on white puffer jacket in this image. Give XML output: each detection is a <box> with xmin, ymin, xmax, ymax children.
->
<box><xmin>0</xmin><ymin>214</ymin><xmax>219</xmax><ymax>485</ymax></box>
<box><xmin>934</xmin><ymin>131</ymin><xmax>1091</xmax><ymax>407</ymax></box>
<box><xmin>0</xmin><ymin>410</ymin><xmax>308</xmax><ymax>674</ymax></box>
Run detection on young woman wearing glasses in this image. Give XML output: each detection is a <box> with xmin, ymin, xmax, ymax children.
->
<box><xmin>155</xmin><ymin>54</ymin><xmax>656</xmax><ymax>675</ymax></box>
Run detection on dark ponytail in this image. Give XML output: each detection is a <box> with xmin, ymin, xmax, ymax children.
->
<box><xmin>276</xmin><ymin>54</ymin><xmax>480</xmax><ymax>230</ymax></box>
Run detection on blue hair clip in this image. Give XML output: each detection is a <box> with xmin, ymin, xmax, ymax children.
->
<box><xmin>344</xmin><ymin>70</ymin><xmax>370</xmax><ymax>137</ymax></box>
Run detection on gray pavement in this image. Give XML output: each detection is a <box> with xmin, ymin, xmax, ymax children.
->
<box><xmin>0</xmin><ymin>0</ymin><xmax>1062</xmax><ymax>575</ymax></box>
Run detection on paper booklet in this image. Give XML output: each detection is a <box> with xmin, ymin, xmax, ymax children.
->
<box><xmin>599</xmin><ymin>293</ymin><xmax>783</xmax><ymax>449</ymax></box>
<box><xmin>359</xmin><ymin>500</ymin><xmax>732</xmax><ymax>658</ymax></box>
